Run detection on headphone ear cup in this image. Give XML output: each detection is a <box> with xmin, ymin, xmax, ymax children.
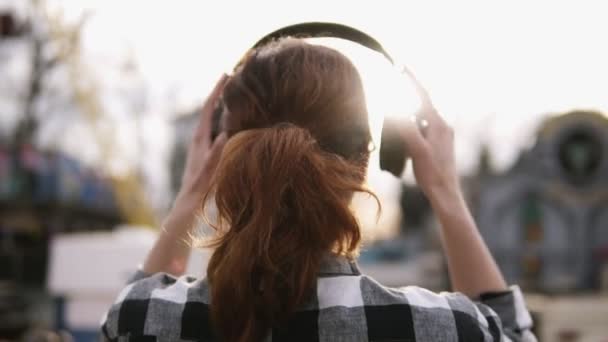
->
<box><xmin>210</xmin><ymin>100</ymin><xmax>224</xmax><ymax>142</ymax></box>
<box><xmin>379</xmin><ymin>117</ymin><xmax>408</xmax><ymax>177</ymax></box>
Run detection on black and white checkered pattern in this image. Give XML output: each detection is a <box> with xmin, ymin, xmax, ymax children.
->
<box><xmin>101</xmin><ymin>256</ymin><xmax>536</xmax><ymax>341</ymax></box>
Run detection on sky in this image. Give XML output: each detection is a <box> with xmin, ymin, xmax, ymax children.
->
<box><xmin>2</xmin><ymin>0</ymin><xmax>608</xmax><ymax>223</ymax></box>
<box><xmin>42</xmin><ymin>0</ymin><xmax>608</xmax><ymax>170</ymax></box>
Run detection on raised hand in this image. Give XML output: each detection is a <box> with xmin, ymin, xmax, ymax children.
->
<box><xmin>398</xmin><ymin>66</ymin><xmax>459</xmax><ymax>200</ymax></box>
<box><xmin>178</xmin><ymin>74</ymin><xmax>229</xmax><ymax>202</ymax></box>
<box><xmin>143</xmin><ymin>74</ymin><xmax>230</xmax><ymax>276</ymax></box>
<box><xmin>399</xmin><ymin>66</ymin><xmax>508</xmax><ymax>297</ymax></box>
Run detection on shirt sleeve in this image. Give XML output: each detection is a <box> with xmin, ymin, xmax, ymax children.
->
<box><xmin>440</xmin><ymin>285</ymin><xmax>537</xmax><ymax>342</ymax></box>
<box><xmin>99</xmin><ymin>270</ymin><xmax>180</xmax><ymax>341</ymax></box>
<box><xmin>475</xmin><ymin>285</ymin><xmax>537</xmax><ymax>342</ymax></box>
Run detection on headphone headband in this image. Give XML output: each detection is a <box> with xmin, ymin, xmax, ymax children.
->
<box><xmin>251</xmin><ymin>22</ymin><xmax>395</xmax><ymax>65</ymax></box>
<box><xmin>245</xmin><ymin>22</ymin><xmax>410</xmax><ymax>177</ymax></box>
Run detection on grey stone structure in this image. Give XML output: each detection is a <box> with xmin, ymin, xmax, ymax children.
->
<box><xmin>474</xmin><ymin>111</ymin><xmax>608</xmax><ymax>292</ymax></box>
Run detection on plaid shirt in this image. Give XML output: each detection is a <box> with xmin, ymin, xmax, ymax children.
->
<box><xmin>101</xmin><ymin>255</ymin><xmax>536</xmax><ymax>341</ymax></box>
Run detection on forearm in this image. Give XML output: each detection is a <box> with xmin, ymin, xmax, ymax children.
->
<box><xmin>142</xmin><ymin>194</ymin><xmax>199</xmax><ymax>276</ymax></box>
<box><xmin>140</xmin><ymin>75</ymin><xmax>226</xmax><ymax>277</ymax></box>
<box><xmin>429</xmin><ymin>185</ymin><xmax>507</xmax><ymax>298</ymax></box>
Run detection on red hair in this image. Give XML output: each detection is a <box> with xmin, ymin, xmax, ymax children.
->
<box><xmin>200</xmin><ymin>38</ymin><xmax>376</xmax><ymax>342</ymax></box>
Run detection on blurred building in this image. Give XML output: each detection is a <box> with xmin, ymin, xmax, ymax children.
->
<box><xmin>0</xmin><ymin>143</ymin><xmax>121</xmax><ymax>286</ymax></box>
<box><xmin>0</xmin><ymin>143</ymin><xmax>122</xmax><ymax>340</ymax></box>
<box><xmin>474</xmin><ymin>110</ymin><xmax>608</xmax><ymax>293</ymax></box>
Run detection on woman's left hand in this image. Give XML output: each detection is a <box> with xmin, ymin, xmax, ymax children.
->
<box><xmin>143</xmin><ymin>75</ymin><xmax>229</xmax><ymax>275</ymax></box>
<box><xmin>176</xmin><ymin>74</ymin><xmax>229</xmax><ymax>208</ymax></box>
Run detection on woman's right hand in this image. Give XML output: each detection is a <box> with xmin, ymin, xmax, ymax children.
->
<box><xmin>398</xmin><ymin>70</ymin><xmax>461</xmax><ymax>204</ymax></box>
<box><xmin>399</xmin><ymin>68</ymin><xmax>509</xmax><ymax>298</ymax></box>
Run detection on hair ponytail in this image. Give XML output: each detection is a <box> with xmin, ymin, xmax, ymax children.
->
<box><xmin>200</xmin><ymin>123</ymin><xmax>373</xmax><ymax>342</ymax></box>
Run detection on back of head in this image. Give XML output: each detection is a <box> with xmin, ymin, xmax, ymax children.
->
<box><xmin>222</xmin><ymin>38</ymin><xmax>371</xmax><ymax>160</ymax></box>
<box><xmin>202</xmin><ymin>38</ymin><xmax>374</xmax><ymax>342</ymax></box>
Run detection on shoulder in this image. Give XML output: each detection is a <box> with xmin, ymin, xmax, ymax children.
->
<box><xmin>358</xmin><ymin>276</ymin><xmax>535</xmax><ymax>341</ymax></box>
<box><xmin>358</xmin><ymin>275</ymin><xmax>495</xmax><ymax>341</ymax></box>
<box><xmin>101</xmin><ymin>272</ymin><xmax>215</xmax><ymax>341</ymax></box>
<box><xmin>313</xmin><ymin>274</ymin><xmax>479</xmax><ymax>341</ymax></box>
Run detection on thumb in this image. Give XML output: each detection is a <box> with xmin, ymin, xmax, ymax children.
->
<box><xmin>398</xmin><ymin>117</ymin><xmax>428</xmax><ymax>160</ymax></box>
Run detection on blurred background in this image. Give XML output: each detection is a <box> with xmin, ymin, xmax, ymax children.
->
<box><xmin>1</xmin><ymin>0</ymin><xmax>607</xmax><ymax>341</ymax></box>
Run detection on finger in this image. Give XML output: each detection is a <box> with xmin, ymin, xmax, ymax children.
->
<box><xmin>195</xmin><ymin>74</ymin><xmax>229</xmax><ymax>144</ymax></box>
<box><xmin>205</xmin><ymin>132</ymin><xmax>228</xmax><ymax>172</ymax></box>
<box><xmin>400</xmin><ymin>64</ymin><xmax>433</xmax><ymax>109</ymax></box>
<box><xmin>400</xmin><ymin>65</ymin><xmax>449</xmax><ymax>128</ymax></box>
<box><xmin>398</xmin><ymin>116</ymin><xmax>429</xmax><ymax>161</ymax></box>
<box><xmin>201</xmin><ymin>73</ymin><xmax>229</xmax><ymax>114</ymax></box>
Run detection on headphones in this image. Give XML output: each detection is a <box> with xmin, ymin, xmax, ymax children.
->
<box><xmin>211</xmin><ymin>22</ymin><xmax>429</xmax><ymax>178</ymax></box>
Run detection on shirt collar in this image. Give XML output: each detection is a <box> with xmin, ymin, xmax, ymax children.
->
<box><xmin>318</xmin><ymin>253</ymin><xmax>361</xmax><ymax>276</ymax></box>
